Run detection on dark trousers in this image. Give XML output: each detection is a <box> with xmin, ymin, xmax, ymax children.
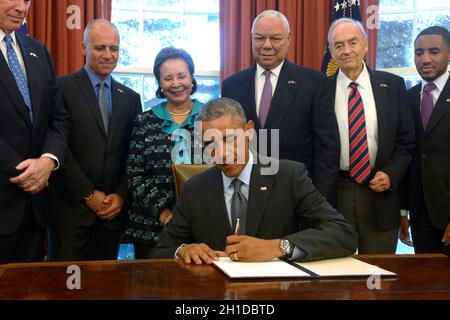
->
<box><xmin>0</xmin><ymin>207</ymin><xmax>46</xmax><ymax>265</ymax></box>
<box><xmin>133</xmin><ymin>242</ymin><xmax>156</xmax><ymax>259</ymax></box>
<box><xmin>411</xmin><ymin>205</ymin><xmax>447</xmax><ymax>254</ymax></box>
<box><xmin>48</xmin><ymin>219</ymin><xmax>121</xmax><ymax>261</ymax></box>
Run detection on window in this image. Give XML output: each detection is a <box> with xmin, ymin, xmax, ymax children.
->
<box><xmin>111</xmin><ymin>0</ymin><xmax>220</xmax><ymax>110</ymax></box>
<box><xmin>377</xmin><ymin>0</ymin><xmax>450</xmax><ymax>88</ymax></box>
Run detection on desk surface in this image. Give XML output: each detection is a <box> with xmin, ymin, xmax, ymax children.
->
<box><xmin>0</xmin><ymin>255</ymin><xmax>448</xmax><ymax>300</ymax></box>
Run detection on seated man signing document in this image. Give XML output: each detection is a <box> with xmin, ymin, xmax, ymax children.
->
<box><xmin>151</xmin><ymin>98</ymin><xmax>357</xmax><ymax>264</ymax></box>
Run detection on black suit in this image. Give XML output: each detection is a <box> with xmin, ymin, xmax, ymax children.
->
<box><xmin>49</xmin><ymin>68</ymin><xmax>141</xmax><ymax>261</ymax></box>
<box><xmin>152</xmin><ymin>159</ymin><xmax>357</xmax><ymax>261</ymax></box>
<box><xmin>329</xmin><ymin>69</ymin><xmax>415</xmax><ymax>252</ymax></box>
<box><xmin>221</xmin><ymin>60</ymin><xmax>340</xmax><ymax>207</ymax></box>
<box><xmin>0</xmin><ymin>32</ymin><xmax>69</xmax><ymax>264</ymax></box>
<box><xmin>406</xmin><ymin>74</ymin><xmax>450</xmax><ymax>253</ymax></box>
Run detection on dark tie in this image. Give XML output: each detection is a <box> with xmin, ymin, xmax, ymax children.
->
<box><xmin>259</xmin><ymin>70</ymin><xmax>272</xmax><ymax>128</ymax></box>
<box><xmin>98</xmin><ymin>81</ymin><xmax>110</xmax><ymax>134</ymax></box>
<box><xmin>348</xmin><ymin>82</ymin><xmax>371</xmax><ymax>184</ymax></box>
<box><xmin>4</xmin><ymin>34</ymin><xmax>33</xmax><ymax>122</ymax></box>
<box><xmin>231</xmin><ymin>178</ymin><xmax>247</xmax><ymax>235</ymax></box>
<box><xmin>420</xmin><ymin>82</ymin><xmax>436</xmax><ymax>129</ymax></box>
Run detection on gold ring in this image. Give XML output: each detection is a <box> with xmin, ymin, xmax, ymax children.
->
<box><xmin>234</xmin><ymin>253</ymin><xmax>239</xmax><ymax>261</ymax></box>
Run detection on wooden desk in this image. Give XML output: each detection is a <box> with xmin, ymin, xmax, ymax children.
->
<box><xmin>0</xmin><ymin>255</ymin><xmax>448</xmax><ymax>300</ymax></box>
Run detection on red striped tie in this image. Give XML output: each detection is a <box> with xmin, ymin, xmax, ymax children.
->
<box><xmin>348</xmin><ymin>82</ymin><xmax>371</xmax><ymax>184</ymax></box>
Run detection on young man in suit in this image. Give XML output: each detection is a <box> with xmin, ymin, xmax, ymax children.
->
<box><xmin>400</xmin><ymin>26</ymin><xmax>450</xmax><ymax>254</ymax></box>
<box><xmin>151</xmin><ymin>97</ymin><xmax>357</xmax><ymax>264</ymax></box>
<box><xmin>48</xmin><ymin>19</ymin><xmax>142</xmax><ymax>261</ymax></box>
<box><xmin>328</xmin><ymin>18</ymin><xmax>415</xmax><ymax>253</ymax></box>
<box><xmin>221</xmin><ymin>10</ymin><xmax>340</xmax><ymax>207</ymax></box>
<box><xmin>0</xmin><ymin>0</ymin><xmax>69</xmax><ymax>264</ymax></box>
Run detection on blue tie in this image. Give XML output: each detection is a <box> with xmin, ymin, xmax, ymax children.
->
<box><xmin>4</xmin><ymin>35</ymin><xmax>33</xmax><ymax>122</ymax></box>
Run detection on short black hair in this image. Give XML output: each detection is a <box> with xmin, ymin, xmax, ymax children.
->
<box><xmin>153</xmin><ymin>47</ymin><xmax>197</xmax><ymax>99</ymax></box>
<box><xmin>415</xmin><ymin>26</ymin><xmax>450</xmax><ymax>48</ymax></box>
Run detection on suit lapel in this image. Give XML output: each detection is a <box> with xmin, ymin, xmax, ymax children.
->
<box><xmin>17</xmin><ymin>33</ymin><xmax>41</xmax><ymax>130</ymax></box>
<box><xmin>204</xmin><ymin>168</ymin><xmax>233</xmax><ymax>238</ymax></box>
<box><xmin>329</xmin><ymin>74</ymin><xmax>337</xmax><ymax>103</ymax></box>
<box><xmin>368</xmin><ymin>70</ymin><xmax>389</xmax><ymax>169</ymax></box>
<box><xmin>264</xmin><ymin>60</ymin><xmax>301</xmax><ymax>129</ymax></box>
<box><xmin>246</xmin><ymin>162</ymin><xmax>274</xmax><ymax>236</ymax></box>
<box><xmin>108</xmin><ymin>80</ymin><xmax>124</xmax><ymax>147</ymax></box>
<box><xmin>409</xmin><ymin>84</ymin><xmax>423</xmax><ymax>135</ymax></box>
<box><xmin>75</xmin><ymin>69</ymin><xmax>108</xmax><ymax>139</ymax></box>
<box><xmin>243</xmin><ymin>65</ymin><xmax>259</xmax><ymax>129</ymax></box>
<box><xmin>0</xmin><ymin>36</ymin><xmax>32</xmax><ymax>128</ymax></box>
<box><xmin>426</xmin><ymin>75</ymin><xmax>450</xmax><ymax>134</ymax></box>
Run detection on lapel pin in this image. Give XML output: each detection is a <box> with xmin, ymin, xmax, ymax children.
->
<box><xmin>260</xmin><ymin>186</ymin><xmax>268</xmax><ymax>191</ymax></box>
<box><xmin>117</xmin><ymin>88</ymin><xmax>124</xmax><ymax>93</ymax></box>
<box><xmin>380</xmin><ymin>83</ymin><xmax>389</xmax><ymax>88</ymax></box>
<box><xmin>30</xmin><ymin>52</ymin><xmax>38</xmax><ymax>58</ymax></box>
<box><xmin>288</xmin><ymin>80</ymin><xmax>296</xmax><ymax>85</ymax></box>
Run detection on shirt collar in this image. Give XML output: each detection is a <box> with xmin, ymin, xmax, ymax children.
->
<box><xmin>0</xmin><ymin>30</ymin><xmax>18</xmax><ymax>47</ymax></box>
<box><xmin>152</xmin><ymin>99</ymin><xmax>203</xmax><ymax>133</ymax></box>
<box><xmin>84</xmin><ymin>65</ymin><xmax>112</xmax><ymax>89</ymax></box>
<box><xmin>256</xmin><ymin>60</ymin><xmax>285</xmax><ymax>78</ymax></box>
<box><xmin>337</xmin><ymin>62</ymin><xmax>371</xmax><ymax>90</ymax></box>
<box><xmin>421</xmin><ymin>71</ymin><xmax>449</xmax><ymax>93</ymax></box>
<box><xmin>222</xmin><ymin>152</ymin><xmax>253</xmax><ymax>191</ymax></box>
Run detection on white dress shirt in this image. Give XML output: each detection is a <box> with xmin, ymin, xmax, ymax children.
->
<box><xmin>420</xmin><ymin>71</ymin><xmax>449</xmax><ymax>108</ymax></box>
<box><xmin>255</xmin><ymin>61</ymin><xmax>284</xmax><ymax>119</ymax></box>
<box><xmin>335</xmin><ymin>63</ymin><xmax>379</xmax><ymax>171</ymax></box>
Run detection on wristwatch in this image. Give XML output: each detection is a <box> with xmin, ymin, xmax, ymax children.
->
<box><xmin>279</xmin><ymin>239</ymin><xmax>294</xmax><ymax>258</ymax></box>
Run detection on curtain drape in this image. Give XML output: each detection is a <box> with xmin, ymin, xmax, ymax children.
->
<box><xmin>27</xmin><ymin>0</ymin><xmax>112</xmax><ymax>76</ymax></box>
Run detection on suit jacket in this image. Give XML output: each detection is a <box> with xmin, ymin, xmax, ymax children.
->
<box><xmin>406</xmin><ymin>74</ymin><xmax>450</xmax><ymax>229</ymax></box>
<box><xmin>329</xmin><ymin>69</ymin><xmax>415</xmax><ymax>230</ymax></box>
<box><xmin>0</xmin><ymin>32</ymin><xmax>69</xmax><ymax>235</ymax></box>
<box><xmin>221</xmin><ymin>60</ymin><xmax>340</xmax><ymax>207</ymax></box>
<box><xmin>151</xmin><ymin>159</ymin><xmax>357</xmax><ymax>261</ymax></box>
<box><xmin>50</xmin><ymin>68</ymin><xmax>142</xmax><ymax>230</ymax></box>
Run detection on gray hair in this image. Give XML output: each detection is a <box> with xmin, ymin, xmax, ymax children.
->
<box><xmin>83</xmin><ymin>19</ymin><xmax>120</xmax><ymax>44</ymax></box>
<box><xmin>198</xmin><ymin>98</ymin><xmax>247</xmax><ymax>125</ymax></box>
<box><xmin>251</xmin><ymin>10</ymin><xmax>291</xmax><ymax>34</ymax></box>
<box><xmin>327</xmin><ymin>18</ymin><xmax>367</xmax><ymax>48</ymax></box>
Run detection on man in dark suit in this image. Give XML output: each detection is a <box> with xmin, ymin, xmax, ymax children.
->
<box><xmin>48</xmin><ymin>19</ymin><xmax>142</xmax><ymax>261</ymax></box>
<box><xmin>328</xmin><ymin>18</ymin><xmax>415</xmax><ymax>253</ymax></box>
<box><xmin>401</xmin><ymin>26</ymin><xmax>450</xmax><ymax>254</ymax></box>
<box><xmin>221</xmin><ymin>10</ymin><xmax>340</xmax><ymax>207</ymax></box>
<box><xmin>0</xmin><ymin>0</ymin><xmax>69</xmax><ymax>264</ymax></box>
<box><xmin>152</xmin><ymin>98</ymin><xmax>357</xmax><ymax>264</ymax></box>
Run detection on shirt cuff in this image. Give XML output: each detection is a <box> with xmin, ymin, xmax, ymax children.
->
<box><xmin>174</xmin><ymin>243</ymin><xmax>187</xmax><ymax>259</ymax></box>
<box><xmin>400</xmin><ymin>210</ymin><xmax>409</xmax><ymax>217</ymax></box>
<box><xmin>41</xmin><ymin>153</ymin><xmax>59</xmax><ymax>171</ymax></box>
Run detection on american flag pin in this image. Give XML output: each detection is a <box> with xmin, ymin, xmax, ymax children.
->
<box><xmin>260</xmin><ymin>186</ymin><xmax>268</xmax><ymax>191</ymax></box>
<box><xmin>288</xmin><ymin>80</ymin><xmax>296</xmax><ymax>85</ymax></box>
<box><xmin>30</xmin><ymin>52</ymin><xmax>38</xmax><ymax>58</ymax></box>
<box><xmin>380</xmin><ymin>83</ymin><xmax>389</xmax><ymax>87</ymax></box>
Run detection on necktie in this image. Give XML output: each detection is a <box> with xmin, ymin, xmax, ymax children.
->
<box><xmin>98</xmin><ymin>81</ymin><xmax>110</xmax><ymax>134</ymax></box>
<box><xmin>348</xmin><ymin>82</ymin><xmax>371</xmax><ymax>184</ymax></box>
<box><xmin>231</xmin><ymin>178</ymin><xmax>247</xmax><ymax>235</ymax></box>
<box><xmin>420</xmin><ymin>82</ymin><xmax>436</xmax><ymax>130</ymax></box>
<box><xmin>4</xmin><ymin>35</ymin><xmax>33</xmax><ymax>122</ymax></box>
<box><xmin>259</xmin><ymin>70</ymin><xmax>272</xmax><ymax>128</ymax></box>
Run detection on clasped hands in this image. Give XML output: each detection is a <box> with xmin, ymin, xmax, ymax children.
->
<box><xmin>177</xmin><ymin>235</ymin><xmax>283</xmax><ymax>265</ymax></box>
<box><xmin>85</xmin><ymin>190</ymin><xmax>124</xmax><ymax>221</ymax></box>
<box><xmin>9</xmin><ymin>157</ymin><xmax>55</xmax><ymax>195</ymax></box>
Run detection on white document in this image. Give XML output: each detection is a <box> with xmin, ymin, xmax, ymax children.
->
<box><xmin>213</xmin><ymin>257</ymin><xmax>311</xmax><ymax>279</ymax></box>
<box><xmin>213</xmin><ymin>257</ymin><xmax>397</xmax><ymax>279</ymax></box>
<box><xmin>296</xmin><ymin>257</ymin><xmax>397</xmax><ymax>277</ymax></box>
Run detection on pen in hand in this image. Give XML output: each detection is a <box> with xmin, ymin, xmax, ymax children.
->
<box><xmin>234</xmin><ymin>218</ymin><xmax>240</xmax><ymax>235</ymax></box>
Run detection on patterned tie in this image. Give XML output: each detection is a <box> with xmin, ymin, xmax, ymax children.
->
<box><xmin>4</xmin><ymin>35</ymin><xmax>33</xmax><ymax>122</ymax></box>
<box><xmin>259</xmin><ymin>70</ymin><xmax>272</xmax><ymax>128</ymax></box>
<box><xmin>231</xmin><ymin>178</ymin><xmax>247</xmax><ymax>235</ymax></box>
<box><xmin>420</xmin><ymin>82</ymin><xmax>436</xmax><ymax>130</ymax></box>
<box><xmin>348</xmin><ymin>82</ymin><xmax>371</xmax><ymax>184</ymax></box>
<box><xmin>98</xmin><ymin>81</ymin><xmax>110</xmax><ymax>135</ymax></box>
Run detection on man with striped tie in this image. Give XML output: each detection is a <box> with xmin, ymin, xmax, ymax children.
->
<box><xmin>327</xmin><ymin>18</ymin><xmax>415</xmax><ymax>253</ymax></box>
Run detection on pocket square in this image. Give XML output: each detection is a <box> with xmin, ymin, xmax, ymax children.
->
<box><xmin>446</xmin><ymin>99</ymin><xmax>450</xmax><ymax>103</ymax></box>
<box><xmin>260</xmin><ymin>186</ymin><xmax>268</xmax><ymax>191</ymax></box>
<box><xmin>380</xmin><ymin>83</ymin><xmax>389</xmax><ymax>88</ymax></box>
<box><xmin>288</xmin><ymin>80</ymin><xmax>296</xmax><ymax>85</ymax></box>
